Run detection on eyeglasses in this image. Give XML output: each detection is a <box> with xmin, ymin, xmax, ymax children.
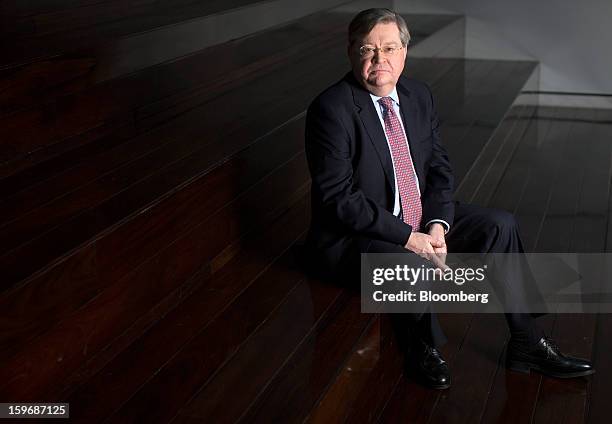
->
<box><xmin>359</xmin><ymin>45</ymin><xmax>404</xmax><ymax>59</ymax></box>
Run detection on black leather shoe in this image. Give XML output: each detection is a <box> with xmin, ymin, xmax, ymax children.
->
<box><xmin>408</xmin><ymin>341</ymin><xmax>451</xmax><ymax>389</ymax></box>
<box><xmin>506</xmin><ymin>336</ymin><xmax>595</xmax><ymax>378</ymax></box>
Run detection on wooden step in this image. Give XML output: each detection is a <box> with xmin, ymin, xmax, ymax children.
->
<box><xmin>0</xmin><ymin>131</ymin><xmax>311</xmax><ymax>397</ymax></box>
<box><xmin>0</xmin><ymin>11</ymin><xmax>348</xmax><ymax>175</ymax></box>
<box><xmin>1</xmin><ymin>0</ymin><xmax>269</xmax><ymax>68</ymax></box>
<box><xmin>56</xmin><ymin>195</ymin><xmax>314</xmax><ymax>422</ymax></box>
<box><xmin>103</xmin><ymin>249</ymin><xmax>343</xmax><ymax>423</ymax></box>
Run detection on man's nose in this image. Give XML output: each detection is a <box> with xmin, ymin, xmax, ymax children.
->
<box><xmin>372</xmin><ymin>51</ymin><xmax>385</xmax><ymax>63</ymax></box>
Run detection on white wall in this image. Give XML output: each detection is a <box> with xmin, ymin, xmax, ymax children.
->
<box><xmin>396</xmin><ymin>0</ymin><xmax>612</xmax><ymax>95</ymax></box>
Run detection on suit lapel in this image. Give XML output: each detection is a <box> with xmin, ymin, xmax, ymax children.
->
<box><xmin>397</xmin><ymin>79</ymin><xmax>424</xmax><ymax>188</ymax></box>
<box><xmin>349</xmin><ymin>74</ymin><xmax>396</xmax><ymax>194</ymax></box>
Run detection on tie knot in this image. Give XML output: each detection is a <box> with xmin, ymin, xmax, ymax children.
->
<box><xmin>378</xmin><ymin>96</ymin><xmax>394</xmax><ymax>111</ymax></box>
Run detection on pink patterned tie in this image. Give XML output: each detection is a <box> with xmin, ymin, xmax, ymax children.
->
<box><xmin>378</xmin><ymin>97</ymin><xmax>422</xmax><ymax>230</ymax></box>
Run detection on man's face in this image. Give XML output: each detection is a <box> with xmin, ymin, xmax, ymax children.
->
<box><xmin>349</xmin><ymin>22</ymin><xmax>407</xmax><ymax>96</ymax></box>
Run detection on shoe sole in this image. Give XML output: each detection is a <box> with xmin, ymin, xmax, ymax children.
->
<box><xmin>406</xmin><ymin>367</ymin><xmax>451</xmax><ymax>389</ymax></box>
<box><xmin>507</xmin><ymin>360</ymin><xmax>596</xmax><ymax>379</ymax></box>
<box><xmin>414</xmin><ymin>372</ymin><xmax>451</xmax><ymax>389</ymax></box>
<box><xmin>426</xmin><ymin>382</ymin><xmax>451</xmax><ymax>390</ymax></box>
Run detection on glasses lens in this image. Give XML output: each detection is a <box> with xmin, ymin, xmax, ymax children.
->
<box><xmin>360</xmin><ymin>46</ymin><xmax>373</xmax><ymax>57</ymax></box>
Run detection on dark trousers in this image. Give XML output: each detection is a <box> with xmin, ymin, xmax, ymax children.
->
<box><xmin>342</xmin><ymin>201</ymin><xmax>544</xmax><ymax>349</ymax></box>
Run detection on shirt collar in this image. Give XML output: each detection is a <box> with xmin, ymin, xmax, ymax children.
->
<box><xmin>369</xmin><ymin>86</ymin><xmax>400</xmax><ymax>107</ymax></box>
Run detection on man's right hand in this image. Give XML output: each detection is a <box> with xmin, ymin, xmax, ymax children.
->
<box><xmin>404</xmin><ymin>231</ymin><xmax>449</xmax><ymax>270</ymax></box>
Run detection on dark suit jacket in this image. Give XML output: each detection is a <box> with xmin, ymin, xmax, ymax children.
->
<box><xmin>305</xmin><ymin>71</ymin><xmax>455</xmax><ymax>273</ymax></box>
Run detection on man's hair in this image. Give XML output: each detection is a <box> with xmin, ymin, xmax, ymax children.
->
<box><xmin>348</xmin><ymin>8</ymin><xmax>411</xmax><ymax>47</ymax></box>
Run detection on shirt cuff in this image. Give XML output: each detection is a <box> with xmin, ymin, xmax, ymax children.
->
<box><xmin>425</xmin><ymin>219</ymin><xmax>450</xmax><ymax>234</ymax></box>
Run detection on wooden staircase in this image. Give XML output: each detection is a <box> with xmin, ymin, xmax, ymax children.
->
<box><xmin>0</xmin><ymin>1</ymin><xmax>572</xmax><ymax>422</ymax></box>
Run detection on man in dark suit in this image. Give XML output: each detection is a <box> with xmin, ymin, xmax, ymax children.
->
<box><xmin>304</xmin><ymin>8</ymin><xmax>594</xmax><ymax>389</ymax></box>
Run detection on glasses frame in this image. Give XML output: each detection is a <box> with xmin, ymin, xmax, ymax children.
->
<box><xmin>358</xmin><ymin>44</ymin><xmax>404</xmax><ymax>58</ymax></box>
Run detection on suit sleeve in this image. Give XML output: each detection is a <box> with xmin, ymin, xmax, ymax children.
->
<box><xmin>305</xmin><ymin>97</ymin><xmax>413</xmax><ymax>246</ymax></box>
<box><xmin>420</xmin><ymin>84</ymin><xmax>455</xmax><ymax>228</ymax></box>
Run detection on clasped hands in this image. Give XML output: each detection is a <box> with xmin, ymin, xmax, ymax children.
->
<box><xmin>404</xmin><ymin>223</ymin><xmax>449</xmax><ymax>271</ymax></box>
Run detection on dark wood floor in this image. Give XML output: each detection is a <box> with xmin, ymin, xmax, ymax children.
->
<box><xmin>1</xmin><ymin>0</ymin><xmax>611</xmax><ymax>422</ymax></box>
<box><xmin>380</xmin><ymin>105</ymin><xmax>612</xmax><ymax>424</ymax></box>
